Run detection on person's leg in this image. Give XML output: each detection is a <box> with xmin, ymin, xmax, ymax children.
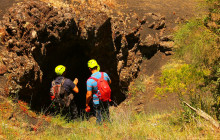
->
<box><xmin>53</xmin><ymin>101</ymin><xmax>60</xmax><ymax>115</ymax></box>
<box><xmin>94</xmin><ymin>104</ymin><xmax>102</xmax><ymax>125</ymax></box>
<box><xmin>100</xmin><ymin>101</ymin><xmax>110</xmax><ymax>122</ymax></box>
<box><xmin>93</xmin><ymin>102</ymin><xmax>110</xmax><ymax>124</ymax></box>
<box><xmin>70</xmin><ymin>100</ymin><xmax>78</xmax><ymax>120</ymax></box>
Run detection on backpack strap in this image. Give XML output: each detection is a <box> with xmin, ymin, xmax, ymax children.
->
<box><xmin>89</xmin><ymin>77</ymin><xmax>98</xmax><ymax>82</ymax></box>
<box><xmin>89</xmin><ymin>77</ymin><xmax>101</xmax><ymax>97</ymax></box>
<box><xmin>61</xmin><ymin>78</ymin><xmax>66</xmax><ymax>85</ymax></box>
<box><xmin>52</xmin><ymin>77</ymin><xmax>65</xmax><ymax>86</ymax></box>
<box><xmin>101</xmin><ymin>72</ymin><xmax>104</xmax><ymax>80</ymax></box>
<box><xmin>51</xmin><ymin>78</ymin><xmax>65</xmax><ymax>95</ymax></box>
<box><xmin>52</xmin><ymin>80</ymin><xmax>56</xmax><ymax>86</ymax></box>
<box><xmin>89</xmin><ymin>72</ymin><xmax>104</xmax><ymax>81</ymax></box>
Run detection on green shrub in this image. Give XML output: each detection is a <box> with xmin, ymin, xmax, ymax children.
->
<box><xmin>205</xmin><ymin>0</ymin><xmax>220</xmax><ymax>13</ymax></box>
<box><xmin>155</xmin><ymin>61</ymin><xmax>219</xmax><ymax>119</ymax></box>
<box><xmin>126</xmin><ymin>74</ymin><xmax>147</xmax><ymax>98</ymax></box>
<box><xmin>157</xmin><ymin>10</ymin><xmax>220</xmax><ymax>119</ymax></box>
<box><xmin>209</xmin><ymin>61</ymin><xmax>220</xmax><ymax>119</ymax></box>
<box><xmin>155</xmin><ymin>63</ymin><xmax>208</xmax><ymax>103</ymax></box>
<box><xmin>174</xmin><ymin>19</ymin><xmax>219</xmax><ymax>67</ymax></box>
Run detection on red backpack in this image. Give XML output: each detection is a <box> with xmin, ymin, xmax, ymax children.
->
<box><xmin>89</xmin><ymin>72</ymin><xmax>111</xmax><ymax>102</ymax></box>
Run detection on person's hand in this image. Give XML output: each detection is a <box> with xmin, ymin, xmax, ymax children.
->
<box><xmin>50</xmin><ymin>95</ymin><xmax>55</xmax><ymax>101</ymax></box>
<box><xmin>85</xmin><ymin>106</ymin><xmax>91</xmax><ymax>112</ymax></box>
<box><xmin>73</xmin><ymin>78</ymin><xmax>78</xmax><ymax>85</ymax></box>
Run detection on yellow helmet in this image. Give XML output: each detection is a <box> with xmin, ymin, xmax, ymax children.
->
<box><xmin>55</xmin><ymin>65</ymin><xmax>66</xmax><ymax>75</ymax></box>
<box><xmin>88</xmin><ymin>59</ymin><xmax>100</xmax><ymax>71</ymax></box>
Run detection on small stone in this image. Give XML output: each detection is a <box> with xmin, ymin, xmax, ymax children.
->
<box><xmin>0</xmin><ymin>64</ymin><xmax>7</xmax><ymax>75</ymax></box>
<box><xmin>165</xmin><ymin>51</ymin><xmax>174</xmax><ymax>55</ymax></box>
<box><xmin>140</xmin><ymin>15</ymin><xmax>147</xmax><ymax>24</ymax></box>
<box><xmin>64</xmin><ymin>13</ymin><xmax>72</xmax><ymax>19</ymax></box>
<box><xmin>159</xmin><ymin>41</ymin><xmax>175</xmax><ymax>49</ymax></box>
<box><xmin>175</xmin><ymin>17</ymin><xmax>184</xmax><ymax>24</ymax></box>
<box><xmin>160</xmin><ymin>35</ymin><xmax>173</xmax><ymax>41</ymax></box>
<box><xmin>155</xmin><ymin>20</ymin><xmax>165</xmax><ymax>30</ymax></box>
<box><xmin>152</xmin><ymin>14</ymin><xmax>160</xmax><ymax>21</ymax></box>
<box><xmin>8</xmin><ymin>39</ymin><xmax>14</xmax><ymax>45</ymax></box>
<box><xmin>148</xmin><ymin>22</ymin><xmax>155</xmax><ymax>28</ymax></box>
<box><xmin>117</xmin><ymin>60</ymin><xmax>124</xmax><ymax>72</ymax></box>
<box><xmin>145</xmin><ymin>13</ymin><xmax>153</xmax><ymax>16</ymax></box>
<box><xmin>31</xmin><ymin>30</ymin><xmax>37</xmax><ymax>39</ymax></box>
<box><xmin>140</xmin><ymin>34</ymin><xmax>155</xmax><ymax>46</ymax></box>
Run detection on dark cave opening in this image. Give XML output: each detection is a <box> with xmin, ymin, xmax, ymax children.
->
<box><xmin>41</xmin><ymin>44</ymin><xmax>91</xmax><ymax>115</ymax></box>
<box><xmin>27</xmin><ymin>18</ymin><xmax>126</xmax><ymax>115</ymax></box>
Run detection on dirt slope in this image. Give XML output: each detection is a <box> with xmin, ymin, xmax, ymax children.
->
<box><xmin>117</xmin><ymin>0</ymin><xmax>206</xmax><ymax>33</ymax></box>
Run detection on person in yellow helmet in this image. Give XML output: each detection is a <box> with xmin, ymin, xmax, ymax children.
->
<box><xmin>51</xmin><ymin>65</ymin><xmax>79</xmax><ymax>120</ymax></box>
<box><xmin>86</xmin><ymin>59</ymin><xmax>111</xmax><ymax>124</ymax></box>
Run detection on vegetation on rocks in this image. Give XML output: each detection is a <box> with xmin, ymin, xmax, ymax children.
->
<box><xmin>156</xmin><ymin>0</ymin><xmax>220</xmax><ymax>121</ymax></box>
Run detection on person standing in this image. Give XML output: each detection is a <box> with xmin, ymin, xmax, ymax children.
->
<box><xmin>50</xmin><ymin>65</ymin><xmax>79</xmax><ymax>120</ymax></box>
<box><xmin>85</xmin><ymin>59</ymin><xmax>111</xmax><ymax>124</ymax></box>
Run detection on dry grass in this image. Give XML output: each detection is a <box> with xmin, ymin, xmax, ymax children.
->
<box><xmin>0</xmin><ymin>97</ymin><xmax>219</xmax><ymax>139</ymax></box>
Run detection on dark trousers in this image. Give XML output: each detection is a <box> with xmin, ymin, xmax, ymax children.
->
<box><xmin>94</xmin><ymin>101</ymin><xmax>110</xmax><ymax>124</ymax></box>
<box><xmin>65</xmin><ymin>100</ymin><xmax>78</xmax><ymax>120</ymax></box>
<box><xmin>55</xmin><ymin>100</ymin><xmax>78</xmax><ymax>121</ymax></box>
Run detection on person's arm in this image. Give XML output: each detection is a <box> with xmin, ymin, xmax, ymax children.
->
<box><xmin>73</xmin><ymin>86</ymin><xmax>79</xmax><ymax>93</ymax></box>
<box><xmin>104</xmin><ymin>73</ymin><xmax>111</xmax><ymax>84</ymax></box>
<box><xmin>86</xmin><ymin>90</ymin><xmax>92</xmax><ymax>107</ymax></box>
<box><xmin>72</xmin><ymin>78</ymin><xmax>79</xmax><ymax>93</ymax></box>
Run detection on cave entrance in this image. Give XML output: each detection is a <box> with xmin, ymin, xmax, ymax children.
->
<box><xmin>30</xmin><ymin>19</ymin><xmax>126</xmax><ymax>113</ymax></box>
<box><xmin>39</xmin><ymin>41</ymin><xmax>91</xmax><ymax>113</ymax></box>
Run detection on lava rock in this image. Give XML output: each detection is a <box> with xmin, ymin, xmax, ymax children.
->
<box><xmin>0</xmin><ymin>64</ymin><xmax>7</xmax><ymax>75</ymax></box>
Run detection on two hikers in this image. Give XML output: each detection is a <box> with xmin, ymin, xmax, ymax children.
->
<box><xmin>50</xmin><ymin>59</ymin><xmax>111</xmax><ymax>124</ymax></box>
<box><xmin>86</xmin><ymin>59</ymin><xmax>111</xmax><ymax>124</ymax></box>
<box><xmin>50</xmin><ymin>65</ymin><xmax>79</xmax><ymax>120</ymax></box>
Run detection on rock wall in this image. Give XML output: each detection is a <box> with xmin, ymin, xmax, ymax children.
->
<box><xmin>0</xmin><ymin>1</ymin><xmax>173</xmax><ymax>109</ymax></box>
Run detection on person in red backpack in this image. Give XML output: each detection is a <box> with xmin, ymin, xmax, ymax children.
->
<box><xmin>86</xmin><ymin>59</ymin><xmax>111</xmax><ymax>124</ymax></box>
